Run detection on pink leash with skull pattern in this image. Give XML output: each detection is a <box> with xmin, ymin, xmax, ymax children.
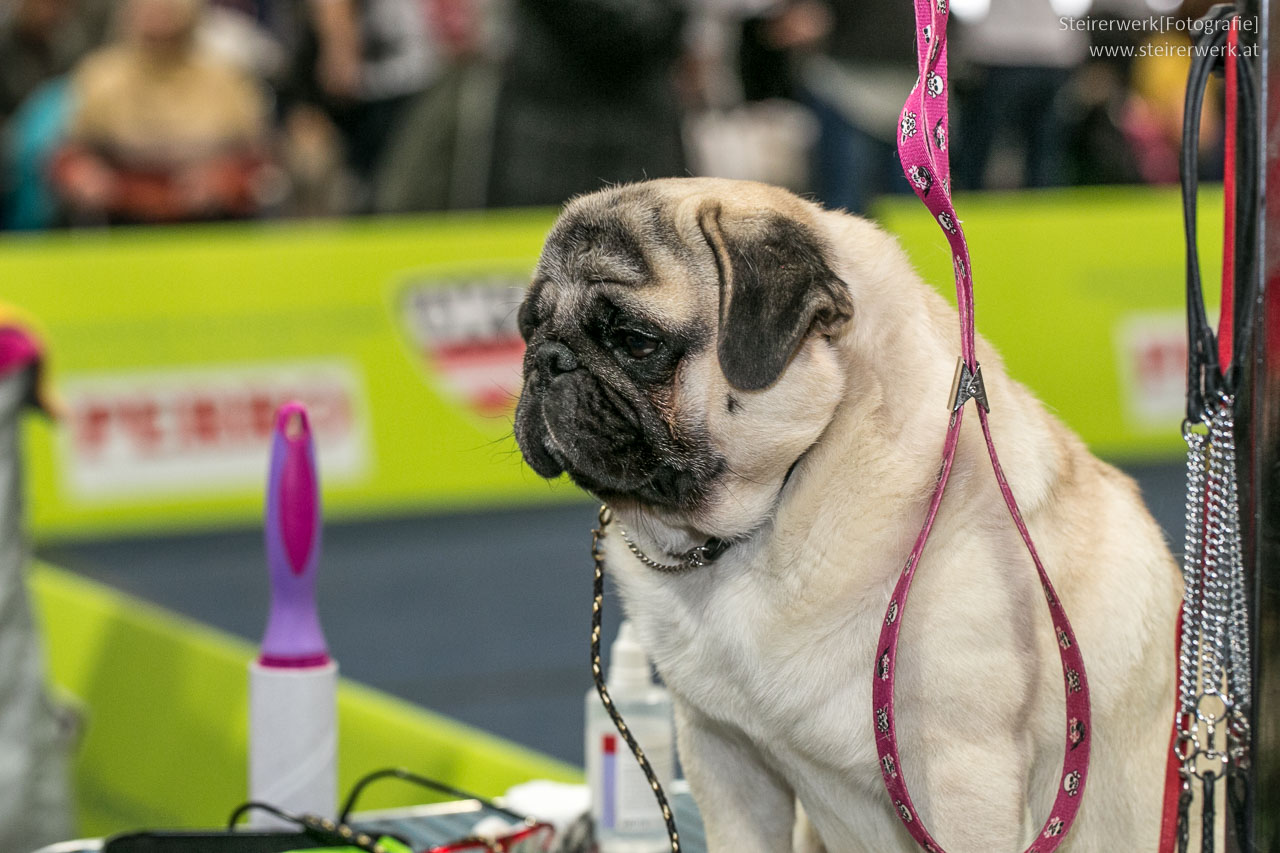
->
<box><xmin>871</xmin><ymin>1</ymin><xmax>1093</xmax><ymax>851</ymax></box>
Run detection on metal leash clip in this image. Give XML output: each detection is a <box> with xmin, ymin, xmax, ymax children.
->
<box><xmin>948</xmin><ymin>357</ymin><xmax>989</xmax><ymax>413</ymax></box>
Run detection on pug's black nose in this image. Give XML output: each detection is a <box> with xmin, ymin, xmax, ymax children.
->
<box><xmin>536</xmin><ymin>341</ymin><xmax>579</xmax><ymax>376</ymax></box>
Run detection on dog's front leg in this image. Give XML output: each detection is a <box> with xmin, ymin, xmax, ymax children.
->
<box><xmin>908</xmin><ymin>737</ymin><xmax>1032</xmax><ymax>853</ymax></box>
<box><xmin>675</xmin><ymin>701</ymin><xmax>796</xmax><ymax>853</ymax></box>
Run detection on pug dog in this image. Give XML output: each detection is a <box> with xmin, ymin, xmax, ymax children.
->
<box><xmin>514</xmin><ymin>177</ymin><xmax>1181</xmax><ymax>853</ymax></box>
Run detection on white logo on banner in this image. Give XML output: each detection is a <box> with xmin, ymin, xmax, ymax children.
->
<box><xmin>60</xmin><ymin>361</ymin><xmax>370</xmax><ymax>500</ymax></box>
<box><xmin>398</xmin><ymin>275</ymin><xmax>528</xmax><ymax>417</ymax></box>
<box><xmin>1115</xmin><ymin>312</ymin><xmax>1191</xmax><ymax>430</ymax></box>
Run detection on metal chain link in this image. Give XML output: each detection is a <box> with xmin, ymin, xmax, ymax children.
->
<box><xmin>1214</xmin><ymin>408</ymin><xmax>1251</xmax><ymax>710</ymax></box>
<box><xmin>1180</xmin><ymin>422</ymin><xmax>1208</xmax><ymax>718</ymax></box>
<box><xmin>617</xmin><ymin>521</ymin><xmax>717</xmax><ymax>573</ymax></box>
<box><xmin>1202</xmin><ymin>406</ymin><xmax>1232</xmax><ymax>700</ymax></box>
<box><xmin>1209</xmin><ymin>405</ymin><xmax>1252</xmax><ymax>767</ymax></box>
<box><xmin>1176</xmin><ymin>397</ymin><xmax>1252</xmax><ymax>850</ymax></box>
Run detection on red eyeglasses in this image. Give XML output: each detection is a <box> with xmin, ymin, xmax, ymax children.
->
<box><xmin>340</xmin><ymin>768</ymin><xmax>558</xmax><ymax>853</ymax></box>
<box><xmin>425</xmin><ymin>820</ymin><xmax>555</xmax><ymax>853</ymax></box>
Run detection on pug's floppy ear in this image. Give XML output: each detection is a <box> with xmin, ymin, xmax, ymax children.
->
<box><xmin>698</xmin><ymin>204</ymin><xmax>853</xmax><ymax>391</ymax></box>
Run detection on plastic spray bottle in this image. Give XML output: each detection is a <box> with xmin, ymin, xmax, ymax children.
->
<box><xmin>248</xmin><ymin>402</ymin><xmax>337</xmax><ymax>825</ymax></box>
<box><xmin>585</xmin><ymin>620</ymin><xmax>676</xmax><ymax>853</ymax></box>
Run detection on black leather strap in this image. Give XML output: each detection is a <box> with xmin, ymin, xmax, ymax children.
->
<box><xmin>1182</xmin><ymin>3</ymin><xmax>1259</xmax><ymax>421</ymax></box>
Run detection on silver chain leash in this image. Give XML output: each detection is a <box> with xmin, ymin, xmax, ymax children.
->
<box><xmin>1176</xmin><ymin>397</ymin><xmax>1251</xmax><ymax>853</ymax></box>
<box><xmin>1209</xmin><ymin>406</ymin><xmax>1251</xmax><ymax>771</ymax></box>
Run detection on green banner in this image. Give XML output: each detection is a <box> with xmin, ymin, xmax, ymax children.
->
<box><xmin>6</xmin><ymin>212</ymin><xmax>576</xmax><ymax>539</ymax></box>
<box><xmin>2</xmin><ymin>186</ymin><xmax>1217</xmax><ymax>540</ymax></box>
<box><xmin>877</xmin><ymin>185</ymin><xmax>1220</xmax><ymax>461</ymax></box>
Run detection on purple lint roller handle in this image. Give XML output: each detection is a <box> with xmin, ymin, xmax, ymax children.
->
<box><xmin>259</xmin><ymin>401</ymin><xmax>330</xmax><ymax>668</ymax></box>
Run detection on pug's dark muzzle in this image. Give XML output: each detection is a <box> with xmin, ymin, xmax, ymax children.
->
<box><xmin>514</xmin><ymin>341</ymin><xmax>719</xmax><ymax>509</ymax></box>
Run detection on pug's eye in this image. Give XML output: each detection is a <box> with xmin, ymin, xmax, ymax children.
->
<box><xmin>614</xmin><ymin>329</ymin><xmax>661</xmax><ymax>360</ymax></box>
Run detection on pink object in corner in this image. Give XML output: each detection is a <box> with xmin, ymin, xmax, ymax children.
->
<box><xmin>0</xmin><ymin>326</ymin><xmax>41</xmax><ymax>380</ymax></box>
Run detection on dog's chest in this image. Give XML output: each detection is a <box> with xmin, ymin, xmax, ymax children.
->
<box><xmin>608</xmin><ymin>537</ymin><xmax>883</xmax><ymax>772</ymax></box>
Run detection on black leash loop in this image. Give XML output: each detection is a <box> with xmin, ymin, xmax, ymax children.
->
<box><xmin>1181</xmin><ymin>3</ymin><xmax>1231</xmax><ymax>420</ymax></box>
<box><xmin>1181</xmin><ymin>3</ymin><xmax>1259</xmax><ymax>422</ymax></box>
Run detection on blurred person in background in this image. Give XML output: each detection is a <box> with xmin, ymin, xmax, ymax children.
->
<box><xmin>1056</xmin><ymin>0</ymin><xmax>1222</xmax><ymax>186</ymax></box>
<box><xmin>1120</xmin><ymin>27</ymin><xmax>1221</xmax><ymax>184</ymax></box>
<box><xmin>198</xmin><ymin>0</ymin><xmax>288</xmax><ymax>82</ymax></box>
<box><xmin>675</xmin><ymin>0</ymin><xmax>817</xmax><ymax>196</ymax></box>
<box><xmin>278</xmin><ymin>96</ymin><xmax>356</xmax><ymax>217</ymax></box>
<box><xmin>1059</xmin><ymin>13</ymin><xmax>1145</xmax><ymax>185</ymax></box>
<box><xmin>371</xmin><ymin>0</ymin><xmax>499</xmax><ymax>212</ymax></box>
<box><xmin>751</xmin><ymin>0</ymin><xmax>917</xmax><ymax>214</ymax></box>
<box><xmin>0</xmin><ymin>0</ymin><xmax>111</xmax><ymax>229</ymax></box>
<box><xmin>950</xmin><ymin>0</ymin><xmax>1088</xmax><ymax>190</ymax></box>
<box><xmin>289</xmin><ymin>0</ymin><xmax>441</xmax><ymax>211</ymax></box>
<box><xmin>49</xmin><ymin>0</ymin><xmax>273</xmax><ymax>225</ymax></box>
<box><xmin>485</xmin><ymin>0</ymin><xmax>688</xmax><ymax>208</ymax></box>
<box><xmin>0</xmin><ymin>0</ymin><xmax>109</xmax><ymax>125</ymax></box>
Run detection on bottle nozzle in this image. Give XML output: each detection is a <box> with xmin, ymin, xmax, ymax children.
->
<box><xmin>259</xmin><ymin>400</ymin><xmax>328</xmax><ymax>667</ymax></box>
<box><xmin>608</xmin><ymin>621</ymin><xmax>654</xmax><ymax>691</ymax></box>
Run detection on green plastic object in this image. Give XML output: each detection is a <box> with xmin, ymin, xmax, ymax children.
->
<box><xmin>282</xmin><ymin>839</ymin><xmax>412</xmax><ymax>853</ymax></box>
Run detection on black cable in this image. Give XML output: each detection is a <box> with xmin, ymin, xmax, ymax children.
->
<box><xmin>226</xmin><ymin>800</ymin><xmax>388</xmax><ymax>852</ymax></box>
<box><xmin>337</xmin><ymin>767</ymin><xmax>528</xmax><ymax>826</ymax></box>
<box><xmin>226</xmin><ymin>800</ymin><xmax>303</xmax><ymax>832</ymax></box>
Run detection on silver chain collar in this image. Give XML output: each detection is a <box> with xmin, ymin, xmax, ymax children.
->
<box><xmin>614</xmin><ymin>515</ymin><xmax>729</xmax><ymax>574</ymax></box>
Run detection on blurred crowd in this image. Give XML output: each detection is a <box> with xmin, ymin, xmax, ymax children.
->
<box><xmin>0</xmin><ymin>0</ymin><xmax>1226</xmax><ymax>228</ymax></box>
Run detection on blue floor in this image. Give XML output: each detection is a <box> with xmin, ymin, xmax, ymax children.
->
<box><xmin>37</xmin><ymin>460</ymin><xmax>1187</xmax><ymax>768</ymax></box>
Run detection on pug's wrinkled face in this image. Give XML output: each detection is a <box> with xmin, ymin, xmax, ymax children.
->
<box><xmin>514</xmin><ymin>179</ymin><xmax>853</xmax><ymax>538</ymax></box>
<box><xmin>514</xmin><ymin>208</ymin><xmax>720</xmax><ymax>508</ymax></box>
